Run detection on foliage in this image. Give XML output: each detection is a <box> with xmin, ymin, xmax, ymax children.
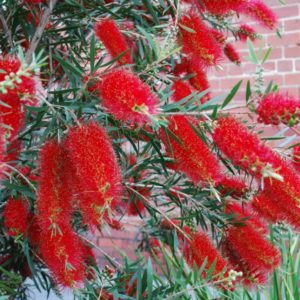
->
<box><xmin>0</xmin><ymin>0</ymin><xmax>299</xmax><ymax>299</ymax></box>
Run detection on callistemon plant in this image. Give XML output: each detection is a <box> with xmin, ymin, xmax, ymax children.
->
<box><xmin>0</xmin><ymin>0</ymin><xmax>299</xmax><ymax>299</ymax></box>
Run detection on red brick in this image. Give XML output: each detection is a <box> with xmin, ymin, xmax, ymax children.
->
<box><xmin>295</xmin><ymin>59</ymin><xmax>300</xmax><ymax>71</ymax></box>
<box><xmin>285</xmin><ymin>73</ymin><xmax>300</xmax><ymax>85</ymax></box>
<box><xmin>284</xmin><ymin>19</ymin><xmax>300</xmax><ymax>32</ymax></box>
<box><xmin>274</xmin><ymin>5</ymin><xmax>299</xmax><ymax>17</ymax></box>
<box><xmin>277</xmin><ymin>60</ymin><xmax>294</xmax><ymax>72</ymax></box>
<box><xmin>284</xmin><ymin>46</ymin><xmax>300</xmax><ymax>58</ymax></box>
<box><xmin>267</xmin><ymin>32</ymin><xmax>300</xmax><ymax>47</ymax></box>
<box><xmin>264</xmin><ymin>74</ymin><xmax>284</xmax><ymax>85</ymax></box>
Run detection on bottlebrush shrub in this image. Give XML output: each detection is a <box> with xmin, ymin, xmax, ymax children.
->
<box><xmin>224</xmin><ymin>44</ymin><xmax>241</xmax><ymax>65</ymax></box>
<box><xmin>213</xmin><ymin>116</ymin><xmax>281</xmax><ymax>177</ymax></box>
<box><xmin>244</xmin><ymin>0</ymin><xmax>278</xmax><ymax>30</ymax></box>
<box><xmin>213</xmin><ymin>117</ymin><xmax>300</xmax><ymax>214</ymax></box>
<box><xmin>36</xmin><ymin>140</ymin><xmax>73</xmax><ymax>233</ymax></box>
<box><xmin>0</xmin><ymin>0</ymin><xmax>295</xmax><ymax>298</ymax></box>
<box><xmin>217</xmin><ymin>176</ymin><xmax>248</xmax><ymax>198</ymax></box>
<box><xmin>200</xmin><ymin>0</ymin><xmax>247</xmax><ymax>15</ymax></box>
<box><xmin>65</xmin><ymin>122</ymin><xmax>122</xmax><ymax>228</ymax></box>
<box><xmin>0</xmin><ymin>56</ymin><xmax>37</xmax><ymax>139</ymax></box>
<box><xmin>223</xmin><ymin>203</ymin><xmax>281</xmax><ymax>286</ymax></box>
<box><xmin>171</xmin><ymin>80</ymin><xmax>194</xmax><ymax>103</ymax></box>
<box><xmin>3</xmin><ymin>197</ymin><xmax>30</xmax><ymax>237</ymax></box>
<box><xmin>179</xmin><ymin>11</ymin><xmax>223</xmax><ymax>67</ymax></box>
<box><xmin>237</xmin><ymin>24</ymin><xmax>258</xmax><ymax>42</ymax></box>
<box><xmin>257</xmin><ymin>93</ymin><xmax>300</xmax><ymax>126</ymax></box>
<box><xmin>98</xmin><ymin>69</ymin><xmax>159</xmax><ymax>124</ymax></box>
<box><xmin>94</xmin><ymin>19</ymin><xmax>133</xmax><ymax>66</ymax></box>
<box><xmin>39</xmin><ymin>227</ymin><xmax>86</xmax><ymax>287</ymax></box>
<box><xmin>187</xmin><ymin>57</ymin><xmax>211</xmax><ymax>102</ymax></box>
<box><xmin>161</xmin><ymin>116</ymin><xmax>223</xmax><ymax>185</ymax></box>
<box><xmin>184</xmin><ymin>229</ymin><xmax>232</xmax><ymax>286</ymax></box>
<box><xmin>252</xmin><ymin>190</ymin><xmax>300</xmax><ymax>231</ymax></box>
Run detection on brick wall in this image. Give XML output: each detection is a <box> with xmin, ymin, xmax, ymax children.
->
<box><xmin>94</xmin><ymin>1</ymin><xmax>300</xmax><ymax>267</ymax></box>
<box><xmin>210</xmin><ymin>0</ymin><xmax>300</xmax><ymax>100</ymax></box>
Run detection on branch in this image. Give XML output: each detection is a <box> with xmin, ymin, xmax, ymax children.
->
<box><xmin>0</xmin><ymin>8</ymin><xmax>13</xmax><ymax>49</ymax></box>
<box><xmin>25</xmin><ymin>0</ymin><xmax>58</xmax><ymax>64</ymax></box>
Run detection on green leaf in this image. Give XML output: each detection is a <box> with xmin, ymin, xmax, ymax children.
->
<box><xmin>262</xmin><ymin>47</ymin><xmax>272</xmax><ymax>64</ymax></box>
<box><xmin>178</xmin><ymin>23</ymin><xmax>196</xmax><ymax>33</ymax></box>
<box><xmin>52</xmin><ymin>54</ymin><xmax>83</xmax><ymax>77</ymax></box>
<box><xmin>147</xmin><ymin>259</ymin><xmax>153</xmax><ymax>300</ymax></box>
<box><xmin>246</xmin><ymin>80</ymin><xmax>252</xmax><ymax>103</ymax></box>
<box><xmin>221</xmin><ymin>80</ymin><xmax>243</xmax><ymax>109</ymax></box>
<box><xmin>247</xmin><ymin>39</ymin><xmax>258</xmax><ymax>64</ymax></box>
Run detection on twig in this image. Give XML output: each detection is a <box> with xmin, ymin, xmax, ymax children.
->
<box><xmin>80</xmin><ymin>235</ymin><xmax>122</xmax><ymax>268</ymax></box>
<box><xmin>25</xmin><ymin>0</ymin><xmax>58</xmax><ymax>64</ymax></box>
<box><xmin>0</xmin><ymin>7</ymin><xmax>13</xmax><ymax>49</ymax></box>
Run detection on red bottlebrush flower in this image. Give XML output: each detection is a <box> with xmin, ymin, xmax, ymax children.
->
<box><xmin>0</xmin><ymin>95</ymin><xmax>24</xmax><ymax>139</ymax></box>
<box><xmin>179</xmin><ymin>11</ymin><xmax>223</xmax><ymax>67</ymax></box>
<box><xmin>292</xmin><ymin>145</ymin><xmax>300</xmax><ymax>172</ymax></box>
<box><xmin>99</xmin><ymin>69</ymin><xmax>159</xmax><ymax>124</ymax></box>
<box><xmin>214</xmin><ymin>117</ymin><xmax>300</xmax><ymax>216</ymax></box>
<box><xmin>0</xmin><ymin>56</ymin><xmax>36</xmax><ymax>141</ymax></box>
<box><xmin>225</xmin><ymin>223</ymin><xmax>281</xmax><ymax>273</ymax></box>
<box><xmin>201</xmin><ymin>0</ymin><xmax>247</xmax><ymax>15</ymax></box>
<box><xmin>257</xmin><ymin>93</ymin><xmax>300</xmax><ymax>127</ymax></box>
<box><xmin>237</xmin><ymin>24</ymin><xmax>257</xmax><ymax>42</ymax></box>
<box><xmin>185</xmin><ymin>230</ymin><xmax>231</xmax><ymax>280</ymax></box>
<box><xmin>171</xmin><ymin>80</ymin><xmax>194</xmax><ymax>103</ymax></box>
<box><xmin>187</xmin><ymin>57</ymin><xmax>210</xmax><ymax>103</ymax></box>
<box><xmin>243</xmin><ymin>0</ymin><xmax>277</xmax><ymax>30</ymax></box>
<box><xmin>224</xmin><ymin>44</ymin><xmax>241</xmax><ymax>65</ymax></box>
<box><xmin>39</xmin><ymin>227</ymin><xmax>85</xmax><ymax>287</ymax></box>
<box><xmin>65</xmin><ymin>122</ymin><xmax>122</xmax><ymax>228</ymax></box>
<box><xmin>221</xmin><ymin>240</ymin><xmax>268</xmax><ymax>286</ymax></box>
<box><xmin>3</xmin><ymin>197</ymin><xmax>30</xmax><ymax>236</ymax></box>
<box><xmin>0</xmin><ymin>56</ymin><xmax>36</xmax><ymax>97</ymax></box>
<box><xmin>161</xmin><ymin>116</ymin><xmax>223</xmax><ymax>185</ymax></box>
<box><xmin>262</xmin><ymin>161</ymin><xmax>300</xmax><ymax>226</ymax></box>
<box><xmin>217</xmin><ymin>176</ymin><xmax>248</xmax><ymax>198</ymax></box>
<box><xmin>36</xmin><ymin>140</ymin><xmax>73</xmax><ymax>233</ymax></box>
<box><xmin>225</xmin><ymin>202</ymin><xmax>269</xmax><ymax>236</ymax></box>
<box><xmin>173</xmin><ymin>58</ymin><xmax>189</xmax><ymax>76</ymax></box>
<box><xmin>252</xmin><ymin>190</ymin><xmax>300</xmax><ymax>230</ymax></box>
<box><xmin>94</xmin><ymin>19</ymin><xmax>133</xmax><ymax>66</ymax></box>
<box><xmin>223</xmin><ymin>201</ymin><xmax>281</xmax><ymax>286</ymax></box>
<box><xmin>210</xmin><ymin>28</ymin><xmax>227</xmax><ymax>45</ymax></box>
<box><xmin>213</xmin><ymin>116</ymin><xmax>281</xmax><ymax>177</ymax></box>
